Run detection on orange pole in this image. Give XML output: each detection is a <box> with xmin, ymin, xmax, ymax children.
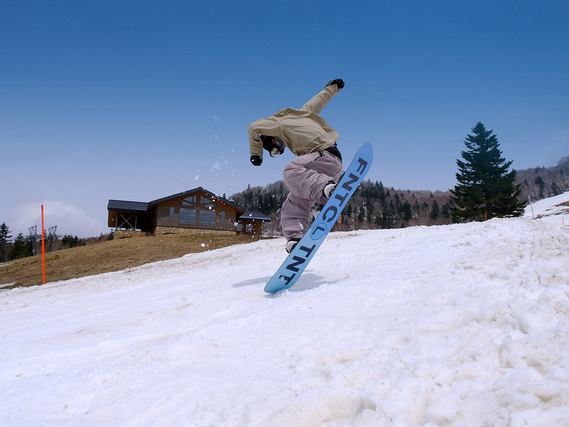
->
<box><xmin>41</xmin><ymin>205</ymin><xmax>46</xmax><ymax>284</ymax></box>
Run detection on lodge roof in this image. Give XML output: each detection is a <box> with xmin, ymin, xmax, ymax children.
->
<box><xmin>107</xmin><ymin>187</ymin><xmax>244</xmax><ymax>214</ymax></box>
<box><xmin>239</xmin><ymin>211</ymin><xmax>272</xmax><ymax>222</ymax></box>
<box><xmin>149</xmin><ymin>187</ymin><xmax>244</xmax><ymax>213</ymax></box>
<box><xmin>107</xmin><ymin>200</ymin><xmax>149</xmax><ymax>212</ymax></box>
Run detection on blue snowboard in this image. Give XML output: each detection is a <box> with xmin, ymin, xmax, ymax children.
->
<box><xmin>264</xmin><ymin>142</ymin><xmax>373</xmax><ymax>293</ymax></box>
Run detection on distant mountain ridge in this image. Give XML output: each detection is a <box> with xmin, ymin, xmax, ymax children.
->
<box><xmin>516</xmin><ymin>156</ymin><xmax>569</xmax><ymax>202</ymax></box>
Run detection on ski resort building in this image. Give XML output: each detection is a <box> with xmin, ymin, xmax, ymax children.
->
<box><xmin>107</xmin><ymin>187</ymin><xmax>270</xmax><ymax>237</ymax></box>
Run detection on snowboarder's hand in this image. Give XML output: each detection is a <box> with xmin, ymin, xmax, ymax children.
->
<box><xmin>326</xmin><ymin>79</ymin><xmax>344</xmax><ymax>90</ymax></box>
<box><xmin>250</xmin><ymin>155</ymin><xmax>263</xmax><ymax>166</ymax></box>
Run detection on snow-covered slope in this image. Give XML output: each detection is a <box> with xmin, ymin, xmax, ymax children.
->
<box><xmin>525</xmin><ymin>191</ymin><xmax>569</xmax><ymax>225</ymax></box>
<box><xmin>1</xmin><ymin>217</ymin><xmax>568</xmax><ymax>426</ymax></box>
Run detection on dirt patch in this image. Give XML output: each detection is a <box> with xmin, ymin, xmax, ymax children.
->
<box><xmin>0</xmin><ymin>234</ymin><xmax>269</xmax><ymax>289</ymax></box>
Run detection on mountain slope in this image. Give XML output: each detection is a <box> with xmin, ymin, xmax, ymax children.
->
<box><xmin>1</xmin><ymin>216</ymin><xmax>568</xmax><ymax>426</ymax></box>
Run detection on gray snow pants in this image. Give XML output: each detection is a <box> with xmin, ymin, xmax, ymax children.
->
<box><xmin>281</xmin><ymin>150</ymin><xmax>342</xmax><ymax>240</ymax></box>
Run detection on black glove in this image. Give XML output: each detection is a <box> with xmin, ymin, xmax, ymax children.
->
<box><xmin>326</xmin><ymin>79</ymin><xmax>345</xmax><ymax>90</ymax></box>
<box><xmin>250</xmin><ymin>155</ymin><xmax>263</xmax><ymax>166</ymax></box>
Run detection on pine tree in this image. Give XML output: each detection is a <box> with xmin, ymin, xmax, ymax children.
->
<box><xmin>535</xmin><ymin>176</ymin><xmax>546</xmax><ymax>198</ymax></box>
<box><xmin>441</xmin><ymin>203</ymin><xmax>451</xmax><ymax>220</ymax></box>
<box><xmin>9</xmin><ymin>232</ymin><xmax>33</xmax><ymax>260</ymax></box>
<box><xmin>450</xmin><ymin>122</ymin><xmax>525</xmax><ymax>221</ymax></box>
<box><xmin>61</xmin><ymin>235</ymin><xmax>85</xmax><ymax>248</ymax></box>
<box><xmin>430</xmin><ymin>201</ymin><xmax>440</xmax><ymax>220</ymax></box>
<box><xmin>401</xmin><ymin>201</ymin><xmax>413</xmax><ymax>222</ymax></box>
<box><xmin>0</xmin><ymin>222</ymin><xmax>12</xmax><ymax>262</ymax></box>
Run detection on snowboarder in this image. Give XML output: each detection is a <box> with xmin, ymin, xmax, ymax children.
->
<box><xmin>248</xmin><ymin>79</ymin><xmax>345</xmax><ymax>252</ymax></box>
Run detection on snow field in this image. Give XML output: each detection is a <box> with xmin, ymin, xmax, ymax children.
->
<box><xmin>1</xmin><ymin>217</ymin><xmax>569</xmax><ymax>426</ymax></box>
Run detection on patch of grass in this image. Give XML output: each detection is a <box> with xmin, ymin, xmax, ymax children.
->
<box><xmin>0</xmin><ymin>234</ymin><xmax>268</xmax><ymax>289</ymax></box>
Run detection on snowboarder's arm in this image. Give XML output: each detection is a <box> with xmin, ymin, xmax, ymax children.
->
<box><xmin>248</xmin><ymin>125</ymin><xmax>264</xmax><ymax>157</ymax></box>
<box><xmin>300</xmin><ymin>80</ymin><xmax>344</xmax><ymax>115</ymax></box>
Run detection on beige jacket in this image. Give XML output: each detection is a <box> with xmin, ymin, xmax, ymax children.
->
<box><xmin>248</xmin><ymin>84</ymin><xmax>341</xmax><ymax>157</ymax></box>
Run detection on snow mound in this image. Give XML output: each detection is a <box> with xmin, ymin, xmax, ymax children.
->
<box><xmin>1</xmin><ymin>218</ymin><xmax>569</xmax><ymax>426</ymax></box>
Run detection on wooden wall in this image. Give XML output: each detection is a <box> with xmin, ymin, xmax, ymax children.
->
<box><xmin>154</xmin><ymin>191</ymin><xmax>240</xmax><ymax>232</ymax></box>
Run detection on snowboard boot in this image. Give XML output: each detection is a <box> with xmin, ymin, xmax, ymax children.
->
<box><xmin>285</xmin><ymin>238</ymin><xmax>301</xmax><ymax>253</ymax></box>
<box><xmin>323</xmin><ymin>181</ymin><xmax>337</xmax><ymax>199</ymax></box>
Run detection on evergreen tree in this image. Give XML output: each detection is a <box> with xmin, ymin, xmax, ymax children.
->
<box><xmin>450</xmin><ymin>122</ymin><xmax>525</xmax><ymax>221</ymax></box>
<box><xmin>400</xmin><ymin>201</ymin><xmax>413</xmax><ymax>222</ymax></box>
<box><xmin>381</xmin><ymin>201</ymin><xmax>396</xmax><ymax>229</ymax></box>
<box><xmin>441</xmin><ymin>203</ymin><xmax>451</xmax><ymax>220</ymax></box>
<box><xmin>9</xmin><ymin>233</ymin><xmax>33</xmax><ymax>260</ymax></box>
<box><xmin>430</xmin><ymin>201</ymin><xmax>440</xmax><ymax>220</ymax></box>
<box><xmin>535</xmin><ymin>176</ymin><xmax>546</xmax><ymax>198</ymax></box>
<box><xmin>61</xmin><ymin>235</ymin><xmax>85</xmax><ymax>248</ymax></box>
<box><xmin>0</xmin><ymin>222</ymin><xmax>12</xmax><ymax>262</ymax></box>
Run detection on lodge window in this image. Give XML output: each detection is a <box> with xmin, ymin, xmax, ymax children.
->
<box><xmin>199</xmin><ymin>196</ymin><xmax>215</xmax><ymax>210</ymax></box>
<box><xmin>176</xmin><ymin>195</ymin><xmax>218</xmax><ymax>227</ymax></box>
<box><xmin>181</xmin><ymin>196</ymin><xmax>197</xmax><ymax>207</ymax></box>
<box><xmin>179</xmin><ymin>208</ymin><xmax>197</xmax><ymax>225</ymax></box>
<box><xmin>157</xmin><ymin>206</ymin><xmax>177</xmax><ymax>223</ymax></box>
<box><xmin>200</xmin><ymin>209</ymin><xmax>216</xmax><ymax>226</ymax></box>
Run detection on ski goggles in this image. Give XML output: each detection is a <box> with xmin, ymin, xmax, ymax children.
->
<box><xmin>261</xmin><ymin>134</ymin><xmax>286</xmax><ymax>157</ymax></box>
<box><xmin>269</xmin><ymin>139</ymin><xmax>285</xmax><ymax>157</ymax></box>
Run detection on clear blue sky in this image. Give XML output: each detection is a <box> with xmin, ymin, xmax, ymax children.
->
<box><xmin>1</xmin><ymin>0</ymin><xmax>568</xmax><ymax>237</ymax></box>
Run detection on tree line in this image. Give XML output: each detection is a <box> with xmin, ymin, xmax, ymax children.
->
<box><xmin>232</xmin><ymin>122</ymin><xmax>567</xmax><ymax>235</ymax></box>
<box><xmin>231</xmin><ymin>180</ymin><xmax>455</xmax><ymax>235</ymax></box>
<box><xmin>516</xmin><ymin>156</ymin><xmax>569</xmax><ymax>202</ymax></box>
<box><xmin>0</xmin><ymin>225</ymin><xmax>114</xmax><ymax>263</ymax></box>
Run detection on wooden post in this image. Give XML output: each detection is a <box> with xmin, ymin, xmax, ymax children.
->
<box><xmin>528</xmin><ymin>195</ymin><xmax>534</xmax><ymax>219</ymax></box>
<box><xmin>41</xmin><ymin>205</ymin><xmax>46</xmax><ymax>284</ymax></box>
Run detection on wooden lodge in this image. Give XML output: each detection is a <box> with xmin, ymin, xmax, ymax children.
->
<box><xmin>108</xmin><ymin>187</ymin><xmax>270</xmax><ymax>237</ymax></box>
